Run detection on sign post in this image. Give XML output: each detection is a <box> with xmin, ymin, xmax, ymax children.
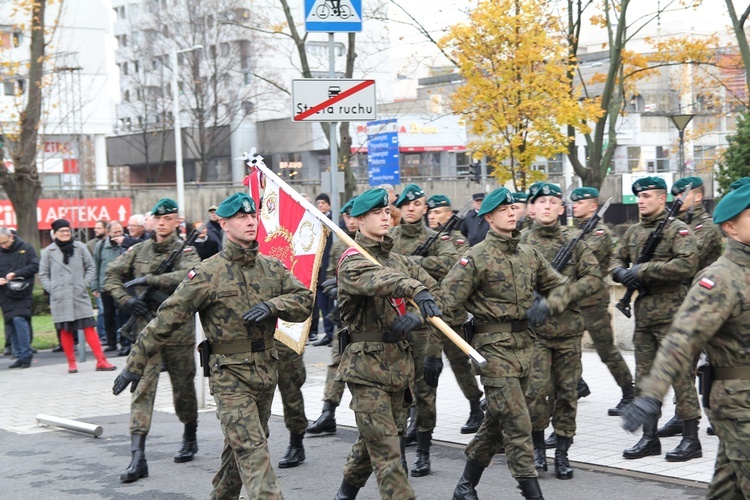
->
<box><xmin>366</xmin><ymin>119</ymin><xmax>399</xmax><ymax>186</ymax></box>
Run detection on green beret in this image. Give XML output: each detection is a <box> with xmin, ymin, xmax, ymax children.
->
<box><xmin>570</xmin><ymin>187</ymin><xmax>599</xmax><ymax>201</ymax></box>
<box><xmin>528</xmin><ymin>181</ymin><xmax>544</xmax><ymax>198</ymax></box>
<box><xmin>152</xmin><ymin>198</ymin><xmax>178</xmax><ymax>216</ymax></box>
<box><xmin>511</xmin><ymin>192</ymin><xmax>528</xmax><ymax>203</ymax></box>
<box><xmin>728</xmin><ymin>177</ymin><xmax>750</xmax><ymax>192</ymax></box>
<box><xmin>477</xmin><ymin>188</ymin><xmax>514</xmax><ymax>216</ymax></box>
<box><xmin>340</xmin><ymin>197</ymin><xmax>356</xmax><ymax>215</ymax></box>
<box><xmin>215</xmin><ymin>192</ymin><xmax>256</xmax><ymax>218</ymax></box>
<box><xmin>529</xmin><ymin>182</ymin><xmax>563</xmax><ymax>203</ymax></box>
<box><xmin>426</xmin><ymin>195</ymin><xmax>451</xmax><ymax>209</ymax></box>
<box><xmin>713</xmin><ymin>184</ymin><xmax>750</xmax><ymax>223</ymax></box>
<box><xmin>394</xmin><ymin>184</ymin><xmax>426</xmax><ymax>208</ymax></box>
<box><xmin>671</xmin><ymin>176</ymin><xmax>703</xmax><ymax>196</ymax></box>
<box><xmin>350</xmin><ymin>188</ymin><xmax>390</xmax><ymax>217</ymax></box>
<box><xmin>632</xmin><ymin>176</ymin><xmax>667</xmax><ymax>195</ymax></box>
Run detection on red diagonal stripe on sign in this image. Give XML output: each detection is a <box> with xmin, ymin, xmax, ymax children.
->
<box><xmin>294</xmin><ymin>80</ymin><xmax>374</xmax><ymax>121</ymax></box>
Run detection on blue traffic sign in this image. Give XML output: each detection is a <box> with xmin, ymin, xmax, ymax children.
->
<box><xmin>305</xmin><ymin>0</ymin><xmax>362</xmax><ymax>33</ymax></box>
<box><xmin>367</xmin><ymin>119</ymin><xmax>399</xmax><ymax>186</ymax></box>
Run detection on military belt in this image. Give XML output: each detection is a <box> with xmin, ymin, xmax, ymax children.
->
<box><xmin>474</xmin><ymin>320</ymin><xmax>529</xmax><ymax>333</ymax></box>
<box><xmin>350</xmin><ymin>331</ymin><xmax>406</xmax><ymax>343</ymax></box>
<box><xmin>713</xmin><ymin>366</ymin><xmax>750</xmax><ymax>380</ymax></box>
<box><xmin>211</xmin><ymin>338</ymin><xmax>274</xmax><ymax>355</ymax></box>
<box><xmin>647</xmin><ymin>285</ymin><xmax>675</xmax><ymax>295</ymax></box>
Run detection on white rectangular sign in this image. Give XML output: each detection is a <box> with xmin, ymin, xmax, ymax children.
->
<box><xmin>292</xmin><ymin>79</ymin><xmax>376</xmax><ymax>122</ymax></box>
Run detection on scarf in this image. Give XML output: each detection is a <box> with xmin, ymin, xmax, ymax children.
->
<box><xmin>54</xmin><ymin>238</ymin><xmax>75</xmax><ymax>264</ymax></box>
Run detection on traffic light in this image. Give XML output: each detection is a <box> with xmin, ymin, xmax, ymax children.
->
<box><xmin>469</xmin><ymin>162</ymin><xmax>481</xmax><ymax>183</ymax></box>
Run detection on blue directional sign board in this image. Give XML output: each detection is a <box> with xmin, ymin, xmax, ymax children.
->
<box><xmin>367</xmin><ymin>118</ymin><xmax>399</xmax><ymax>186</ymax></box>
<box><xmin>305</xmin><ymin>0</ymin><xmax>362</xmax><ymax>33</ymax></box>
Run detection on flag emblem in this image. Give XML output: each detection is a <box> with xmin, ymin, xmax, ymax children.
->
<box><xmin>460</xmin><ymin>257</ymin><xmax>469</xmax><ymax>266</ymax></box>
<box><xmin>187</xmin><ymin>269</ymin><xmax>197</xmax><ymax>280</ymax></box>
<box><xmin>679</xmin><ymin>229</ymin><xmax>690</xmax><ymax>236</ymax></box>
<box><xmin>699</xmin><ymin>278</ymin><xmax>715</xmax><ymax>290</ymax></box>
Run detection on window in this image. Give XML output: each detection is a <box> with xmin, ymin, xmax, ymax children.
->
<box><xmin>655</xmin><ymin>146</ymin><xmax>670</xmax><ymax>172</ymax></box>
<box><xmin>547</xmin><ymin>153</ymin><xmax>564</xmax><ymax>174</ymax></box>
<box><xmin>243</xmin><ymin>72</ymin><xmax>252</xmax><ymax>85</ymax></box>
<box><xmin>401</xmin><ymin>153</ymin><xmax>440</xmax><ymax>179</ymax></box>
<box><xmin>3</xmin><ymin>81</ymin><xmax>15</xmax><ymax>96</ymax></box>
<box><xmin>627</xmin><ymin>146</ymin><xmax>641</xmax><ymax>172</ymax></box>
<box><xmin>119</xmin><ymin>62</ymin><xmax>128</xmax><ymax>76</ymax></box>
<box><xmin>113</xmin><ymin>5</ymin><xmax>126</xmax><ymax>20</ymax></box>
<box><xmin>133</xmin><ymin>61</ymin><xmax>139</xmax><ymax>74</ymax></box>
<box><xmin>123</xmin><ymin>89</ymin><xmax>130</xmax><ymax>102</ymax></box>
<box><xmin>209</xmin><ymin>45</ymin><xmax>217</xmax><ymax>60</ymax></box>
<box><xmin>694</xmin><ymin>145</ymin><xmax>719</xmax><ymax>171</ymax></box>
<box><xmin>115</xmin><ymin>34</ymin><xmax>127</xmax><ymax>48</ymax></box>
<box><xmin>220</xmin><ymin>42</ymin><xmax>230</xmax><ymax>57</ymax></box>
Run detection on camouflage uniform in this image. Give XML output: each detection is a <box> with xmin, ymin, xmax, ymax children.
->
<box><xmin>336</xmin><ymin>231</ymin><xmax>439</xmax><ymax>499</ymax></box>
<box><xmin>574</xmin><ymin>217</ymin><xmax>633</xmax><ymax>388</ymax></box>
<box><xmin>677</xmin><ymin>205</ymin><xmax>723</xmax><ymax>273</ymax></box>
<box><xmin>441</xmin><ymin>229</ymin><xmax>570</xmax><ymax>479</ymax></box>
<box><xmin>639</xmin><ymin>238</ymin><xmax>750</xmax><ymax>498</ymax></box>
<box><xmin>275</xmin><ymin>339</ymin><xmax>308</xmax><ymax>435</ymax></box>
<box><xmin>520</xmin><ymin>222</ymin><xmax>602</xmax><ymax>438</ymax></box>
<box><xmin>611</xmin><ymin>210</ymin><xmax>699</xmax><ymax>419</ymax></box>
<box><xmin>104</xmin><ymin>232</ymin><xmax>200</xmax><ymax>436</ymax></box>
<box><xmin>125</xmin><ymin>239</ymin><xmax>313</xmax><ymax>499</ymax></box>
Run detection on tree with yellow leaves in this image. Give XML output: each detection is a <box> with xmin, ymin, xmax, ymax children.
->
<box><xmin>440</xmin><ymin>0</ymin><xmax>600</xmax><ymax>191</ymax></box>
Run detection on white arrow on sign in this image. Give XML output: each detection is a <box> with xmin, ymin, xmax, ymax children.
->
<box><xmin>118</xmin><ymin>205</ymin><xmax>127</xmax><ymax>221</ymax></box>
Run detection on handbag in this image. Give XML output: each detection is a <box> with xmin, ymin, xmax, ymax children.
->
<box><xmin>7</xmin><ymin>278</ymin><xmax>32</xmax><ymax>299</ymax></box>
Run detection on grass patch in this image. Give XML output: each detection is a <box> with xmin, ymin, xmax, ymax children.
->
<box><xmin>0</xmin><ymin>315</ymin><xmax>59</xmax><ymax>350</ymax></box>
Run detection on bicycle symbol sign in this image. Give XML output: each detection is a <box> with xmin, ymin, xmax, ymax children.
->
<box><xmin>305</xmin><ymin>0</ymin><xmax>362</xmax><ymax>33</ymax></box>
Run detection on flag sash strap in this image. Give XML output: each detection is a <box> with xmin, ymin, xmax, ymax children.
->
<box><xmin>338</xmin><ymin>246</ymin><xmax>406</xmax><ymax>317</ymax></box>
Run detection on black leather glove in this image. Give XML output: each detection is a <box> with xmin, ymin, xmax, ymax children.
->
<box><xmin>423</xmin><ymin>356</ymin><xmax>443</xmax><ymax>388</ymax></box>
<box><xmin>321</xmin><ymin>277</ymin><xmax>338</xmax><ymax>300</ymax></box>
<box><xmin>413</xmin><ymin>290</ymin><xmax>442</xmax><ymax>318</ymax></box>
<box><xmin>125</xmin><ymin>297</ymin><xmax>149</xmax><ymax>317</ymax></box>
<box><xmin>621</xmin><ymin>396</ymin><xmax>661</xmax><ymax>433</ymax></box>
<box><xmin>525</xmin><ymin>295</ymin><xmax>550</xmax><ymax>326</ymax></box>
<box><xmin>242</xmin><ymin>302</ymin><xmax>273</xmax><ymax>323</ymax></box>
<box><xmin>124</xmin><ymin>275</ymin><xmax>151</xmax><ymax>289</ymax></box>
<box><xmin>621</xmin><ymin>264</ymin><xmax>641</xmax><ymax>288</ymax></box>
<box><xmin>391</xmin><ymin>313</ymin><xmax>422</xmax><ymax>335</ymax></box>
<box><xmin>112</xmin><ymin>368</ymin><xmax>141</xmax><ymax>395</ymax></box>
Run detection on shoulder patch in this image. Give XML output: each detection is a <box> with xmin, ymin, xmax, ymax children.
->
<box><xmin>595</xmin><ymin>229</ymin><xmax>604</xmax><ymax>235</ymax></box>
<box><xmin>695</xmin><ymin>224</ymin><xmax>703</xmax><ymax>231</ymax></box>
<box><xmin>441</xmin><ymin>235</ymin><xmax>450</xmax><ymax>241</ymax></box>
<box><xmin>678</xmin><ymin>228</ymin><xmax>690</xmax><ymax>236</ymax></box>
<box><xmin>127</xmin><ymin>246</ymin><xmax>135</xmax><ymax>252</ymax></box>
<box><xmin>187</xmin><ymin>269</ymin><xmax>197</xmax><ymax>280</ymax></box>
<box><xmin>460</xmin><ymin>257</ymin><xmax>470</xmax><ymax>266</ymax></box>
<box><xmin>183</xmin><ymin>247</ymin><xmax>193</xmax><ymax>252</ymax></box>
<box><xmin>699</xmin><ymin>277</ymin><xmax>715</xmax><ymax>290</ymax></box>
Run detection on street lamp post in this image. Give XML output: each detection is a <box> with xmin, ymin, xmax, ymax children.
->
<box><xmin>171</xmin><ymin>45</ymin><xmax>203</xmax><ymax>218</ymax></box>
<box><xmin>670</xmin><ymin>114</ymin><xmax>694</xmax><ymax>178</ymax></box>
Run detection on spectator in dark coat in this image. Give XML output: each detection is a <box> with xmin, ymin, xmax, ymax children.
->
<box><xmin>311</xmin><ymin>193</ymin><xmax>335</xmax><ymax>346</ymax></box>
<box><xmin>460</xmin><ymin>192</ymin><xmax>490</xmax><ymax>246</ymax></box>
<box><xmin>206</xmin><ymin>205</ymin><xmax>224</xmax><ymax>249</ymax></box>
<box><xmin>122</xmin><ymin>214</ymin><xmax>148</xmax><ymax>250</ymax></box>
<box><xmin>190</xmin><ymin>220</ymin><xmax>220</xmax><ymax>260</ymax></box>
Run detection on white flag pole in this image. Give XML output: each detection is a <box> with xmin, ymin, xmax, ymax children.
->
<box><xmin>242</xmin><ymin>153</ymin><xmax>487</xmax><ymax>368</ymax></box>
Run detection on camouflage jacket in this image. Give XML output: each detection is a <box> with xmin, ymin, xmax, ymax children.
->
<box><xmin>440</xmin><ymin>229</ymin><xmax>570</xmax><ymax>383</ymax></box>
<box><xmin>677</xmin><ymin>205</ymin><xmax>723</xmax><ymax>273</ymax></box>
<box><xmin>573</xmin><ymin>217</ymin><xmax>613</xmax><ymax>307</ymax></box>
<box><xmin>446</xmin><ymin>229</ymin><xmax>469</xmax><ymax>253</ymax></box>
<box><xmin>520</xmin><ymin>221</ymin><xmax>603</xmax><ymax>337</ymax></box>
<box><xmin>125</xmin><ymin>239</ymin><xmax>313</xmax><ymax>395</ymax></box>
<box><xmin>611</xmin><ymin>210</ymin><xmax>698</xmax><ymax>327</ymax></box>
<box><xmin>336</xmin><ymin>232</ymin><xmax>439</xmax><ymax>391</ymax></box>
<box><xmin>640</xmin><ymin>239</ymin><xmax>750</xmax><ymax>420</ymax></box>
<box><xmin>389</xmin><ymin>220</ymin><xmax>458</xmax><ymax>281</ymax></box>
<box><xmin>104</xmin><ymin>232</ymin><xmax>200</xmax><ymax>345</ymax></box>
<box><xmin>326</xmin><ymin>229</ymin><xmax>355</xmax><ymax>279</ymax></box>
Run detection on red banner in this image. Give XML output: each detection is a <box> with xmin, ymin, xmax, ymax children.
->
<box><xmin>0</xmin><ymin>198</ymin><xmax>132</xmax><ymax>230</ymax></box>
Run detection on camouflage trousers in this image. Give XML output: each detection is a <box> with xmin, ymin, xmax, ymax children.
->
<box><xmin>343</xmin><ymin>382</ymin><xmax>415</xmax><ymax>500</ymax></box>
<box><xmin>633</xmin><ymin>324</ymin><xmax>701</xmax><ymax>421</ymax></box>
<box><xmin>408</xmin><ymin>329</ymin><xmax>437</xmax><ymax>433</ymax></box>
<box><xmin>129</xmin><ymin>344</ymin><xmax>197</xmax><ymax>435</ymax></box>
<box><xmin>323</xmin><ymin>328</ymin><xmax>346</xmax><ymax>405</ymax></box>
<box><xmin>444</xmin><ymin>333</ymin><xmax>483</xmax><ymax>402</ymax></box>
<box><xmin>581</xmin><ymin>302</ymin><xmax>633</xmax><ymax>388</ymax></box>
<box><xmin>210</xmin><ymin>384</ymin><xmax>281</xmax><ymax>500</ymax></box>
<box><xmin>706</xmin><ymin>417</ymin><xmax>750</xmax><ymax>500</ymax></box>
<box><xmin>275</xmin><ymin>340</ymin><xmax>308</xmax><ymax>435</ymax></box>
<box><xmin>465</xmin><ymin>378</ymin><xmax>536</xmax><ymax>478</ymax></box>
<box><xmin>526</xmin><ymin>335</ymin><xmax>582</xmax><ymax>438</ymax></box>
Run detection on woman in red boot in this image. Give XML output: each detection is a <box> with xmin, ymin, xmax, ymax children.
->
<box><xmin>39</xmin><ymin>219</ymin><xmax>116</xmax><ymax>373</ymax></box>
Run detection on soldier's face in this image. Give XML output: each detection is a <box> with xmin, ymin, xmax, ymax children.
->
<box><xmin>533</xmin><ymin>196</ymin><xmax>564</xmax><ymax>226</ymax></box>
<box><xmin>721</xmin><ymin>209</ymin><xmax>750</xmax><ymax>245</ymax></box>
<box><xmin>678</xmin><ymin>190</ymin><xmax>695</xmax><ymax>212</ymax></box>
<box><xmin>220</xmin><ymin>212</ymin><xmax>258</xmax><ymax>247</ymax></box>
<box><xmin>359</xmin><ymin>207</ymin><xmax>391</xmax><ymax>240</ymax></box>
<box><xmin>484</xmin><ymin>205</ymin><xmax>516</xmax><ymax>235</ymax></box>
<box><xmin>153</xmin><ymin>214</ymin><xmax>180</xmax><ymax>240</ymax></box>
<box><xmin>526</xmin><ymin>203</ymin><xmax>536</xmax><ymax>220</ymax></box>
<box><xmin>572</xmin><ymin>199</ymin><xmax>598</xmax><ymax>219</ymax></box>
<box><xmin>513</xmin><ymin>203</ymin><xmax>527</xmax><ymax>220</ymax></box>
<box><xmin>427</xmin><ymin>206</ymin><xmax>452</xmax><ymax>229</ymax></box>
<box><xmin>343</xmin><ymin>213</ymin><xmax>358</xmax><ymax>233</ymax></box>
<box><xmin>401</xmin><ymin>198</ymin><xmax>427</xmax><ymax>224</ymax></box>
<box><xmin>637</xmin><ymin>190</ymin><xmax>666</xmax><ymax>217</ymax></box>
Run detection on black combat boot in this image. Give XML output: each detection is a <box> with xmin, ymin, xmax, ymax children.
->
<box><xmin>544</xmin><ymin>433</ymin><xmax>557</xmax><ymax>449</ymax></box>
<box><xmin>452</xmin><ymin>459</ymin><xmax>485</xmax><ymax>500</ymax></box>
<box><xmin>608</xmin><ymin>382</ymin><xmax>635</xmax><ymax>416</ymax></box>
<box><xmin>400</xmin><ymin>434</ymin><xmax>408</xmax><ymax>476</ymax></box>
<box><xmin>307</xmin><ymin>401</ymin><xmax>337</xmax><ymax>435</ymax></box>
<box><xmin>532</xmin><ymin>431</ymin><xmax>547</xmax><ymax>472</ymax></box>
<box><xmin>405</xmin><ymin>406</ymin><xmax>417</xmax><ymax>446</ymax></box>
<box><xmin>577</xmin><ymin>379</ymin><xmax>591</xmax><ymax>399</ymax></box>
<box><xmin>461</xmin><ymin>399</ymin><xmax>484</xmax><ymax>434</ymax></box>
<box><xmin>554</xmin><ymin>435</ymin><xmax>574</xmax><ymax>479</ymax></box>
<box><xmin>279</xmin><ymin>432</ymin><xmax>305</xmax><ymax>468</ymax></box>
<box><xmin>333</xmin><ymin>479</ymin><xmax>360</xmax><ymax>500</ymax></box>
<box><xmin>623</xmin><ymin>416</ymin><xmax>661</xmax><ymax>459</ymax></box>
<box><xmin>412</xmin><ymin>431</ymin><xmax>432</xmax><ymax>477</ymax></box>
<box><xmin>665</xmin><ymin>419</ymin><xmax>702</xmax><ymax>462</ymax></box>
<box><xmin>517</xmin><ymin>477</ymin><xmax>545</xmax><ymax>499</ymax></box>
<box><xmin>120</xmin><ymin>434</ymin><xmax>148</xmax><ymax>483</ymax></box>
<box><xmin>656</xmin><ymin>415</ymin><xmax>683</xmax><ymax>437</ymax></box>
<box><xmin>174</xmin><ymin>421</ymin><xmax>198</xmax><ymax>463</ymax></box>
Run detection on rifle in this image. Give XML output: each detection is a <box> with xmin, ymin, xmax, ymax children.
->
<box><xmin>413</xmin><ymin>214</ymin><xmax>460</xmax><ymax>257</ymax></box>
<box><xmin>119</xmin><ymin>216</ymin><xmax>211</xmax><ymax>341</ymax></box>
<box><xmin>615</xmin><ymin>184</ymin><xmax>692</xmax><ymax>318</ymax></box>
<box><xmin>551</xmin><ymin>198</ymin><xmax>612</xmax><ymax>272</ymax></box>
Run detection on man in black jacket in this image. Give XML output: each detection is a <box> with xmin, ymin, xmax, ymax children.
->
<box><xmin>0</xmin><ymin>227</ymin><xmax>39</xmax><ymax>368</ymax></box>
<box><xmin>461</xmin><ymin>193</ymin><xmax>490</xmax><ymax>246</ymax></box>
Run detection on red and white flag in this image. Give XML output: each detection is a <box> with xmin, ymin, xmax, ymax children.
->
<box><xmin>245</xmin><ymin>149</ymin><xmax>329</xmax><ymax>354</ymax></box>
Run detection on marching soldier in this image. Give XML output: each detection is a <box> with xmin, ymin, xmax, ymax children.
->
<box><xmin>611</xmin><ymin>177</ymin><xmax>700</xmax><ymax>461</ymax></box>
<box><xmin>104</xmin><ymin>198</ymin><xmax>201</xmax><ymax>483</ymax></box>
<box><xmin>621</xmin><ymin>183</ymin><xmax>750</xmax><ymax>499</ymax></box>
<box><xmin>333</xmin><ymin>188</ymin><xmax>442</xmax><ymax>500</ymax></box>
<box><xmin>443</xmin><ymin>187</ymin><xmax>571</xmax><ymax>500</ymax></box>
<box><xmin>275</xmin><ymin>340</ymin><xmax>308</xmax><ymax>469</ymax></box>
<box><xmin>512</xmin><ymin>192</ymin><xmax>530</xmax><ymax>231</ymax></box>
<box><xmin>113</xmin><ymin>192</ymin><xmax>313</xmax><ymax>499</ymax></box>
